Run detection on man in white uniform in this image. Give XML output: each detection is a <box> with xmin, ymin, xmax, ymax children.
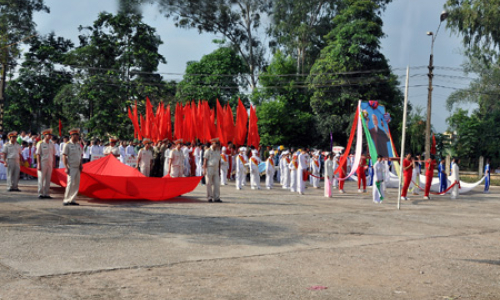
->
<box><xmin>203</xmin><ymin>138</ymin><xmax>221</xmax><ymax>202</ymax></box>
<box><xmin>62</xmin><ymin>129</ymin><xmax>83</xmax><ymax>206</ymax></box>
<box><xmin>310</xmin><ymin>151</ymin><xmax>321</xmax><ymax>188</ymax></box>
<box><xmin>104</xmin><ymin>137</ymin><xmax>120</xmax><ymax>158</ymax></box>
<box><xmin>59</xmin><ymin>136</ymin><xmax>68</xmax><ymax>168</ymax></box>
<box><xmin>2</xmin><ymin>132</ymin><xmax>22</xmax><ymax>191</ymax></box>
<box><xmin>220</xmin><ymin>146</ymin><xmax>229</xmax><ymax>185</ymax></box>
<box><xmin>168</xmin><ymin>139</ymin><xmax>184</xmax><ymax>177</ymax></box>
<box><xmin>137</xmin><ymin>139</ymin><xmax>153</xmax><ymax>176</ymax></box>
<box><xmin>119</xmin><ymin>140</ymin><xmax>127</xmax><ymax>164</ymax></box>
<box><xmin>36</xmin><ymin>128</ymin><xmax>55</xmax><ymax>198</ymax></box>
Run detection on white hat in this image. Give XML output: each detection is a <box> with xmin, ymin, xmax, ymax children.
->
<box><xmin>222</xmin><ymin>146</ymin><xmax>227</xmax><ymax>151</ymax></box>
<box><xmin>252</xmin><ymin>149</ymin><xmax>258</xmax><ymax>155</ymax></box>
<box><xmin>282</xmin><ymin>150</ymin><xmax>289</xmax><ymax>155</ymax></box>
<box><xmin>269</xmin><ymin>150</ymin><xmax>275</xmax><ymax>155</ymax></box>
<box><xmin>239</xmin><ymin>147</ymin><xmax>246</xmax><ymax>152</ymax></box>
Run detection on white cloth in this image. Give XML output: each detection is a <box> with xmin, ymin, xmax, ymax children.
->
<box><xmin>119</xmin><ymin>145</ymin><xmax>126</xmax><ymax>164</ymax></box>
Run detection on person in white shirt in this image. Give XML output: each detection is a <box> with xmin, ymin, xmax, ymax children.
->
<box><xmin>280</xmin><ymin>151</ymin><xmax>290</xmax><ymax>189</ymax></box>
<box><xmin>82</xmin><ymin>140</ymin><xmax>91</xmax><ymax>164</ymax></box>
<box><xmin>125</xmin><ymin>140</ymin><xmax>137</xmax><ymax>167</ymax></box>
<box><xmin>119</xmin><ymin>140</ymin><xmax>127</xmax><ymax>164</ymax></box>
<box><xmin>324</xmin><ymin>153</ymin><xmax>334</xmax><ymax>197</ymax></box>
<box><xmin>289</xmin><ymin>152</ymin><xmax>299</xmax><ymax>193</ymax></box>
<box><xmin>89</xmin><ymin>139</ymin><xmax>102</xmax><ymax>161</ymax></box>
<box><xmin>450</xmin><ymin>157</ymin><xmax>460</xmax><ymax>199</ymax></box>
<box><xmin>297</xmin><ymin>149</ymin><xmax>308</xmax><ymax>195</ymax></box>
<box><xmin>0</xmin><ymin>133</ymin><xmax>6</xmax><ymax>180</ymax></box>
<box><xmin>235</xmin><ymin>147</ymin><xmax>247</xmax><ymax>190</ymax></box>
<box><xmin>52</xmin><ymin>136</ymin><xmax>60</xmax><ymax>168</ymax></box>
<box><xmin>265</xmin><ymin>151</ymin><xmax>276</xmax><ymax>189</ymax></box>
<box><xmin>36</xmin><ymin>129</ymin><xmax>55</xmax><ymax>198</ymax></box>
<box><xmin>163</xmin><ymin>143</ymin><xmax>172</xmax><ymax>176</ymax></box>
<box><xmin>310</xmin><ymin>151</ymin><xmax>321</xmax><ymax>188</ymax></box>
<box><xmin>59</xmin><ymin>136</ymin><xmax>68</xmax><ymax>168</ymax></box>
<box><xmin>220</xmin><ymin>146</ymin><xmax>229</xmax><ymax>185</ymax></box>
<box><xmin>249</xmin><ymin>149</ymin><xmax>261</xmax><ymax>189</ymax></box>
<box><xmin>168</xmin><ymin>140</ymin><xmax>184</xmax><ymax>177</ymax></box>
<box><xmin>2</xmin><ymin>132</ymin><xmax>23</xmax><ymax>191</ymax></box>
<box><xmin>137</xmin><ymin>139</ymin><xmax>153</xmax><ymax>177</ymax></box>
<box><xmin>372</xmin><ymin>155</ymin><xmax>385</xmax><ymax>203</ymax></box>
<box><xmin>193</xmin><ymin>144</ymin><xmax>202</xmax><ymax>177</ymax></box>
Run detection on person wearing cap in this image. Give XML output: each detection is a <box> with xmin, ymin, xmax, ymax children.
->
<box><xmin>104</xmin><ymin>137</ymin><xmax>120</xmax><ymax>158</ymax></box>
<box><xmin>372</xmin><ymin>154</ymin><xmax>385</xmax><ymax>203</ymax></box>
<box><xmin>235</xmin><ymin>147</ymin><xmax>247</xmax><ymax>190</ymax></box>
<box><xmin>62</xmin><ymin>129</ymin><xmax>83</xmax><ymax>206</ymax></box>
<box><xmin>310</xmin><ymin>151</ymin><xmax>321</xmax><ymax>189</ymax></box>
<box><xmin>289</xmin><ymin>153</ymin><xmax>299</xmax><ymax>193</ymax></box>
<box><xmin>265</xmin><ymin>150</ymin><xmax>276</xmax><ymax>189</ymax></box>
<box><xmin>36</xmin><ymin>129</ymin><xmax>55</xmax><ymax>198</ymax></box>
<box><xmin>137</xmin><ymin>139</ymin><xmax>153</xmax><ymax>176</ymax></box>
<box><xmin>280</xmin><ymin>151</ymin><xmax>290</xmax><ymax>189</ymax></box>
<box><xmin>220</xmin><ymin>146</ymin><xmax>229</xmax><ymax>185</ymax></box>
<box><xmin>168</xmin><ymin>139</ymin><xmax>184</xmax><ymax>177</ymax></box>
<box><xmin>203</xmin><ymin>138</ymin><xmax>222</xmax><ymax>202</ymax></box>
<box><xmin>249</xmin><ymin>149</ymin><xmax>261</xmax><ymax>190</ymax></box>
<box><xmin>2</xmin><ymin>131</ymin><xmax>23</xmax><ymax>191</ymax></box>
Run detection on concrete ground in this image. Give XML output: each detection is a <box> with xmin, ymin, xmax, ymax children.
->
<box><xmin>0</xmin><ymin>178</ymin><xmax>499</xmax><ymax>299</ymax></box>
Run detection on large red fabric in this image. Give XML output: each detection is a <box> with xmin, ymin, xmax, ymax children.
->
<box><xmin>21</xmin><ymin>155</ymin><xmax>202</xmax><ymax>201</ymax></box>
<box><xmin>335</xmin><ymin>107</ymin><xmax>359</xmax><ymax>175</ymax></box>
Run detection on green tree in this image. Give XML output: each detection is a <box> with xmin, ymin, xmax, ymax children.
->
<box><xmin>308</xmin><ymin>0</ymin><xmax>403</xmax><ymax>147</ymax></box>
<box><xmin>253</xmin><ymin>51</ymin><xmax>316</xmax><ymax>147</ymax></box>
<box><xmin>63</xmin><ymin>12</ymin><xmax>167</xmax><ymax>138</ymax></box>
<box><xmin>405</xmin><ymin>106</ymin><xmax>426</xmax><ymax>156</ymax></box>
<box><xmin>4</xmin><ymin>33</ymin><xmax>73</xmax><ymax>133</ymax></box>
<box><xmin>0</xmin><ymin>0</ymin><xmax>49</xmax><ymax>131</ymax></box>
<box><xmin>176</xmin><ymin>45</ymin><xmax>249</xmax><ymax>107</ymax></box>
<box><xmin>268</xmin><ymin>0</ymin><xmax>392</xmax><ymax>74</ymax></box>
<box><xmin>143</xmin><ymin>0</ymin><xmax>270</xmax><ymax>91</ymax></box>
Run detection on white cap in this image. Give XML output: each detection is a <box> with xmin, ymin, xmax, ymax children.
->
<box><xmin>222</xmin><ymin>146</ymin><xmax>227</xmax><ymax>151</ymax></box>
<box><xmin>282</xmin><ymin>150</ymin><xmax>289</xmax><ymax>155</ymax></box>
<box><xmin>252</xmin><ymin>149</ymin><xmax>258</xmax><ymax>155</ymax></box>
<box><xmin>239</xmin><ymin>147</ymin><xmax>246</xmax><ymax>152</ymax></box>
<box><xmin>269</xmin><ymin>150</ymin><xmax>275</xmax><ymax>155</ymax></box>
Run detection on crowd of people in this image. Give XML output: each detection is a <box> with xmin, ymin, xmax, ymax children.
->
<box><xmin>0</xmin><ymin>128</ymin><xmax>492</xmax><ymax>205</ymax></box>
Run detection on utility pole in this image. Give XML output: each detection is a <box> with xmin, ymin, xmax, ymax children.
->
<box><xmin>425</xmin><ymin>11</ymin><xmax>448</xmax><ymax>159</ymax></box>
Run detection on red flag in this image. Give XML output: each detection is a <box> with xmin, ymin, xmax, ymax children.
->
<box><xmin>225</xmin><ymin>104</ymin><xmax>235</xmax><ymax>144</ymax></box>
<box><xmin>235</xmin><ymin>99</ymin><xmax>248</xmax><ymax>146</ymax></box>
<box><xmin>335</xmin><ymin>106</ymin><xmax>359</xmax><ymax>175</ymax></box>
<box><xmin>431</xmin><ymin>134</ymin><xmax>437</xmax><ymax>155</ymax></box>
<box><xmin>216</xmin><ymin>99</ymin><xmax>227</xmax><ymax>146</ymax></box>
<box><xmin>58</xmin><ymin>119</ymin><xmax>62</xmax><ymax>137</ymax></box>
<box><xmin>247</xmin><ymin>105</ymin><xmax>260</xmax><ymax>148</ymax></box>
<box><xmin>166</xmin><ymin>104</ymin><xmax>172</xmax><ymax>141</ymax></box>
<box><xmin>174</xmin><ymin>103</ymin><xmax>183</xmax><ymax>140</ymax></box>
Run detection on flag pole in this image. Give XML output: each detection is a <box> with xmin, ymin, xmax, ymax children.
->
<box><xmin>398</xmin><ymin>66</ymin><xmax>410</xmax><ymax>210</ymax></box>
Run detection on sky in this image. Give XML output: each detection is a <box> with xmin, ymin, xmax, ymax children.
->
<box><xmin>31</xmin><ymin>0</ymin><xmax>476</xmax><ymax>133</ymax></box>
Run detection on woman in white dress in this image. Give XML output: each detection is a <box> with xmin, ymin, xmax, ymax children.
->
<box><xmin>450</xmin><ymin>157</ymin><xmax>460</xmax><ymax>199</ymax></box>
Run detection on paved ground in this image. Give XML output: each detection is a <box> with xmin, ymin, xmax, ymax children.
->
<box><xmin>0</xmin><ymin>179</ymin><xmax>499</xmax><ymax>299</ymax></box>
